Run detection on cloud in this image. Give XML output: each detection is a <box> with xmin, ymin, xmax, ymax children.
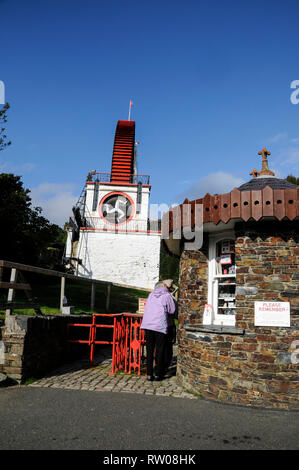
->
<box><xmin>0</xmin><ymin>161</ymin><xmax>36</xmax><ymax>174</ymax></box>
<box><xmin>266</xmin><ymin>132</ymin><xmax>288</xmax><ymax>144</ymax></box>
<box><xmin>30</xmin><ymin>182</ymin><xmax>78</xmax><ymax>227</ymax></box>
<box><xmin>276</xmin><ymin>147</ymin><xmax>299</xmax><ymax>171</ymax></box>
<box><xmin>178</xmin><ymin>180</ymin><xmax>193</xmax><ymax>185</ymax></box>
<box><xmin>176</xmin><ymin>172</ymin><xmax>244</xmax><ymax>201</ymax></box>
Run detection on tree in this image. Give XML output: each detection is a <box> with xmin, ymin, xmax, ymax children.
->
<box><xmin>0</xmin><ymin>103</ymin><xmax>11</xmax><ymax>152</ymax></box>
<box><xmin>0</xmin><ymin>173</ymin><xmax>66</xmax><ymax>269</ymax></box>
<box><xmin>159</xmin><ymin>243</ymin><xmax>180</xmax><ymax>284</ymax></box>
<box><xmin>286</xmin><ymin>175</ymin><xmax>299</xmax><ymax>185</ymax></box>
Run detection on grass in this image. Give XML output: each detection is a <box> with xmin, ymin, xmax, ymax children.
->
<box><xmin>24</xmin><ymin>377</ymin><xmax>37</xmax><ymax>385</ymax></box>
<box><xmin>185</xmin><ymin>388</ymin><xmax>203</xmax><ymax>399</ymax></box>
<box><xmin>0</xmin><ymin>277</ymin><xmax>150</xmax><ymax>320</ymax></box>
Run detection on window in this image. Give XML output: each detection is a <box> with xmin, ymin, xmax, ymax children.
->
<box><xmin>206</xmin><ymin>233</ymin><xmax>236</xmax><ymax>326</ymax></box>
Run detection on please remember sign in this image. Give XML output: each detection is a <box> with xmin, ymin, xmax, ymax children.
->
<box><xmin>254</xmin><ymin>301</ymin><xmax>290</xmax><ymax>327</ymax></box>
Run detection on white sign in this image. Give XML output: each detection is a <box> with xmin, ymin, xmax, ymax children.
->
<box><xmin>254</xmin><ymin>301</ymin><xmax>290</xmax><ymax>327</ymax></box>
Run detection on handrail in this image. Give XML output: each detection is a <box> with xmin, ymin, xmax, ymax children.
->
<box><xmin>86</xmin><ymin>172</ymin><xmax>150</xmax><ymax>185</ymax></box>
<box><xmin>0</xmin><ymin>259</ymin><xmax>151</xmax><ymax>317</ymax></box>
<box><xmin>0</xmin><ymin>260</ymin><xmax>152</xmax><ymax>291</ymax></box>
<box><xmin>0</xmin><ymin>259</ymin><xmax>111</xmax><ymax>285</ymax></box>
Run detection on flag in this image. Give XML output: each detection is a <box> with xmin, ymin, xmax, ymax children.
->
<box><xmin>128</xmin><ymin>100</ymin><xmax>133</xmax><ymax>120</ymax></box>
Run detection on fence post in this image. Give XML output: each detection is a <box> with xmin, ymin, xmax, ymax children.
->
<box><xmin>5</xmin><ymin>268</ymin><xmax>18</xmax><ymax>317</ymax></box>
<box><xmin>60</xmin><ymin>276</ymin><xmax>66</xmax><ymax>311</ymax></box>
<box><xmin>106</xmin><ymin>284</ymin><xmax>111</xmax><ymax>311</ymax></box>
<box><xmin>111</xmin><ymin>315</ymin><xmax>117</xmax><ymax>373</ymax></box>
<box><xmin>90</xmin><ymin>282</ymin><xmax>96</xmax><ymax>311</ymax></box>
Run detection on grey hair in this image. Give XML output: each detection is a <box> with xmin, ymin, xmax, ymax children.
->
<box><xmin>154</xmin><ymin>281</ymin><xmax>165</xmax><ymax>289</ymax></box>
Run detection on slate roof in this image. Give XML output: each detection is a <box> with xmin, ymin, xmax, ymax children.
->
<box><xmin>238</xmin><ymin>177</ymin><xmax>298</xmax><ymax>192</ymax></box>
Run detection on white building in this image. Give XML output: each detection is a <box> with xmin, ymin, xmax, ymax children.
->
<box><xmin>65</xmin><ymin>120</ymin><xmax>161</xmax><ymax>290</ymax></box>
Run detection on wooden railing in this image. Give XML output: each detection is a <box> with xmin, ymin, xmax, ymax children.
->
<box><xmin>0</xmin><ymin>260</ymin><xmax>151</xmax><ymax>317</ymax></box>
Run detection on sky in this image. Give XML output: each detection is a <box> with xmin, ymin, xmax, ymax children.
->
<box><xmin>1</xmin><ymin>0</ymin><xmax>299</xmax><ymax>226</ymax></box>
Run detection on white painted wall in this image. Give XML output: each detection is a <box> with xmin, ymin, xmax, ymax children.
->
<box><xmin>84</xmin><ymin>182</ymin><xmax>150</xmax><ymax>229</ymax></box>
<box><xmin>75</xmin><ymin>230</ymin><xmax>161</xmax><ymax>290</ymax></box>
<box><xmin>65</xmin><ymin>230</ymin><xmax>72</xmax><ymax>257</ymax></box>
<box><xmin>65</xmin><ymin>179</ymin><xmax>161</xmax><ymax>289</ymax></box>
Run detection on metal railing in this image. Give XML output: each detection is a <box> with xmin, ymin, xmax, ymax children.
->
<box><xmin>67</xmin><ymin>312</ymin><xmax>146</xmax><ymax>374</ymax></box>
<box><xmin>86</xmin><ymin>172</ymin><xmax>150</xmax><ymax>185</ymax></box>
<box><xmin>83</xmin><ymin>217</ymin><xmax>155</xmax><ymax>232</ymax></box>
<box><xmin>69</xmin><ymin>217</ymin><xmax>161</xmax><ymax>233</ymax></box>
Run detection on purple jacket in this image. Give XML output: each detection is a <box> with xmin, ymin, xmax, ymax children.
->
<box><xmin>141</xmin><ymin>288</ymin><xmax>176</xmax><ymax>334</ymax></box>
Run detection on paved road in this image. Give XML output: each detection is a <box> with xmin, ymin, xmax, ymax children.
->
<box><xmin>0</xmin><ymin>385</ymin><xmax>298</xmax><ymax>451</ymax></box>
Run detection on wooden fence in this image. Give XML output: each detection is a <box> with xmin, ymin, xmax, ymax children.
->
<box><xmin>0</xmin><ymin>259</ymin><xmax>151</xmax><ymax>318</ymax></box>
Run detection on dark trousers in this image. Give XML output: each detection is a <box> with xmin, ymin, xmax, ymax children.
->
<box><xmin>164</xmin><ymin>324</ymin><xmax>176</xmax><ymax>371</ymax></box>
<box><xmin>145</xmin><ymin>329</ymin><xmax>166</xmax><ymax>377</ymax></box>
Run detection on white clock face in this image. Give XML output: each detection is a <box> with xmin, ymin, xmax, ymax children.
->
<box><xmin>100</xmin><ymin>193</ymin><xmax>133</xmax><ymax>225</ymax></box>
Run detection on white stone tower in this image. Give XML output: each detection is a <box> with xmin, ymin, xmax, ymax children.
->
<box><xmin>65</xmin><ymin>120</ymin><xmax>161</xmax><ymax>290</ymax></box>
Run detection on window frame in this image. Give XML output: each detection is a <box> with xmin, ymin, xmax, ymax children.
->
<box><xmin>207</xmin><ymin>231</ymin><xmax>236</xmax><ymax>327</ymax></box>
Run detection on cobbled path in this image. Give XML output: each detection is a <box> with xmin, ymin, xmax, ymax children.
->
<box><xmin>28</xmin><ymin>345</ymin><xmax>197</xmax><ymax>399</ymax></box>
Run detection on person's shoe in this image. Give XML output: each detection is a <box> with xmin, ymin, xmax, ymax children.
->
<box><xmin>154</xmin><ymin>375</ymin><xmax>164</xmax><ymax>381</ymax></box>
<box><xmin>147</xmin><ymin>375</ymin><xmax>154</xmax><ymax>381</ymax></box>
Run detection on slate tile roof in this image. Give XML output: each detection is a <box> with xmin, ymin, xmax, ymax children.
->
<box><xmin>238</xmin><ymin>177</ymin><xmax>298</xmax><ymax>192</ymax></box>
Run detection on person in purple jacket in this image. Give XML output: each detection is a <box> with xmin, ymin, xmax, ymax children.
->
<box><xmin>141</xmin><ymin>280</ymin><xmax>176</xmax><ymax>381</ymax></box>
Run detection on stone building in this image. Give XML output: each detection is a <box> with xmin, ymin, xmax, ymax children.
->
<box><xmin>162</xmin><ymin>148</ymin><xmax>299</xmax><ymax>409</ymax></box>
<box><xmin>65</xmin><ymin>120</ymin><xmax>161</xmax><ymax>290</ymax></box>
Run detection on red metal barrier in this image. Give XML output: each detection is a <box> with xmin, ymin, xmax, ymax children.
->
<box><xmin>67</xmin><ymin>313</ymin><xmax>145</xmax><ymax>375</ymax></box>
<box><xmin>67</xmin><ymin>313</ymin><xmax>122</xmax><ymax>369</ymax></box>
<box><xmin>110</xmin><ymin>314</ymin><xmax>129</xmax><ymax>375</ymax></box>
<box><xmin>127</xmin><ymin>314</ymin><xmax>145</xmax><ymax>375</ymax></box>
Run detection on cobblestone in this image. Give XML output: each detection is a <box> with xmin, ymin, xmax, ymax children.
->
<box><xmin>28</xmin><ymin>345</ymin><xmax>197</xmax><ymax>400</ymax></box>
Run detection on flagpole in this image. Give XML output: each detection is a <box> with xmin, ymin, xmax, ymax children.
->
<box><xmin>128</xmin><ymin>100</ymin><xmax>133</xmax><ymax>121</ymax></box>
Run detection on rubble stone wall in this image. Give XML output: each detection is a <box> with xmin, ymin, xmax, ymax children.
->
<box><xmin>2</xmin><ymin>314</ymin><xmax>92</xmax><ymax>382</ymax></box>
<box><xmin>177</xmin><ymin>222</ymin><xmax>299</xmax><ymax>409</ymax></box>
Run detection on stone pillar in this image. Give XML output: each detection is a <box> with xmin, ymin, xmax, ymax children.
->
<box><xmin>178</xmin><ymin>249</ymin><xmax>208</xmax><ymax>328</ymax></box>
<box><xmin>2</xmin><ymin>316</ymin><xmax>27</xmax><ymax>382</ymax></box>
<box><xmin>177</xmin><ymin>238</ymin><xmax>209</xmax><ymax>382</ymax></box>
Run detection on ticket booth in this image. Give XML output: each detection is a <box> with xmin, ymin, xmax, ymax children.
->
<box><xmin>162</xmin><ymin>148</ymin><xmax>299</xmax><ymax>409</ymax></box>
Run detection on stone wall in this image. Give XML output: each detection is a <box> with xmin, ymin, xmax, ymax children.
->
<box><xmin>235</xmin><ymin>221</ymin><xmax>299</xmax><ymax>329</ymax></box>
<box><xmin>2</xmin><ymin>314</ymin><xmax>94</xmax><ymax>382</ymax></box>
<box><xmin>177</xmin><ymin>222</ymin><xmax>299</xmax><ymax>409</ymax></box>
<box><xmin>178</xmin><ymin>235</ymin><xmax>209</xmax><ymax>327</ymax></box>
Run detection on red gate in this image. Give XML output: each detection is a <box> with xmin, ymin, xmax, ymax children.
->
<box><xmin>127</xmin><ymin>314</ymin><xmax>146</xmax><ymax>375</ymax></box>
<box><xmin>67</xmin><ymin>313</ymin><xmax>145</xmax><ymax>375</ymax></box>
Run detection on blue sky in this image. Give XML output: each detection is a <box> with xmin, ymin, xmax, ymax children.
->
<box><xmin>1</xmin><ymin>0</ymin><xmax>299</xmax><ymax>225</ymax></box>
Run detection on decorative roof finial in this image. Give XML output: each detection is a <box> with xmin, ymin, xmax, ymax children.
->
<box><xmin>258</xmin><ymin>147</ymin><xmax>275</xmax><ymax>176</ymax></box>
<box><xmin>250</xmin><ymin>168</ymin><xmax>260</xmax><ymax>178</ymax></box>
